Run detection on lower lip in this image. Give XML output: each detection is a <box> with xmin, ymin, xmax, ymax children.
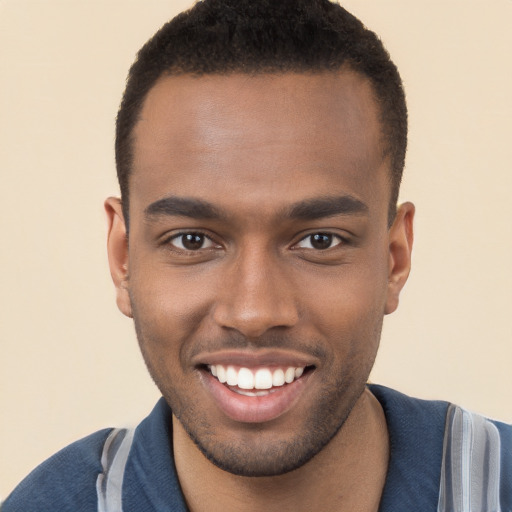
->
<box><xmin>201</xmin><ymin>369</ymin><xmax>312</xmax><ymax>424</ymax></box>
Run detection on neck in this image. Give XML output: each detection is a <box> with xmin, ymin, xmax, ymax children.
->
<box><xmin>173</xmin><ymin>388</ymin><xmax>389</xmax><ymax>512</ymax></box>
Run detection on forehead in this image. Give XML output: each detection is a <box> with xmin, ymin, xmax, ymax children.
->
<box><xmin>130</xmin><ymin>71</ymin><xmax>388</xmax><ymax>216</ymax></box>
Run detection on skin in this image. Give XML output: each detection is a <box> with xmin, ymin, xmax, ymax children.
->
<box><xmin>106</xmin><ymin>71</ymin><xmax>414</xmax><ymax>511</ymax></box>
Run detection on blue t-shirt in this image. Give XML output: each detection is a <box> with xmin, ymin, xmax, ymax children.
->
<box><xmin>3</xmin><ymin>385</ymin><xmax>511</xmax><ymax>511</ymax></box>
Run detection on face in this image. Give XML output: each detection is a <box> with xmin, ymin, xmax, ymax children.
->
<box><xmin>106</xmin><ymin>71</ymin><xmax>413</xmax><ymax>476</ymax></box>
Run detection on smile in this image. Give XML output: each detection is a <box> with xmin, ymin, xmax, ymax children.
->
<box><xmin>200</xmin><ymin>361</ymin><xmax>315</xmax><ymax>423</ymax></box>
<box><xmin>208</xmin><ymin>364</ymin><xmax>306</xmax><ymax>395</ymax></box>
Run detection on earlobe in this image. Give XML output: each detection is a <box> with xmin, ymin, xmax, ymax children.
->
<box><xmin>104</xmin><ymin>197</ymin><xmax>133</xmax><ymax>318</ymax></box>
<box><xmin>385</xmin><ymin>202</ymin><xmax>415</xmax><ymax>315</ymax></box>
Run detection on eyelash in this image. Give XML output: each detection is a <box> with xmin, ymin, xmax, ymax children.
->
<box><xmin>165</xmin><ymin>232</ymin><xmax>219</xmax><ymax>252</ymax></box>
<box><xmin>294</xmin><ymin>233</ymin><xmax>345</xmax><ymax>251</ymax></box>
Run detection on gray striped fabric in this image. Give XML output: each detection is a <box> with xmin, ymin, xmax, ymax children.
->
<box><xmin>96</xmin><ymin>427</ymin><xmax>135</xmax><ymax>512</ymax></box>
<box><xmin>438</xmin><ymin>404</ymin><xmax>502</xmax><ymax>512</ymax></box>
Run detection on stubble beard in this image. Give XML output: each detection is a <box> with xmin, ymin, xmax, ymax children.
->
<box><xmin>137</xmin><ymin>337</ymin><xmax>371</xmax><ymax>476</ymax></box>
<box><xmin>175</xmin><ymin>374</ymin><xmax>367</xmax><ymax>477</ymax></box>
<box><xmin>131</xmin><ymin>298</ymin><xmax>380</xmax><ymax>477</ymax></box>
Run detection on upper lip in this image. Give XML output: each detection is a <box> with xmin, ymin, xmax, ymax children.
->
<box><xmin>191</xmin><ymin>349</ymin><xmax>319</xmax><ymax>369</ymax></box>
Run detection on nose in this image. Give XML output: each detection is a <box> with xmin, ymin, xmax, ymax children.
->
<box><xmin>212</xmin><ymin>246</ymin><xmax>299</xmax><ymax>339</ymax></box>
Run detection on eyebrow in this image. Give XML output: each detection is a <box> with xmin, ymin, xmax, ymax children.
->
<box><xmin>283</xmin><ymin>195</ymin><xmax>369</xmax><ymax>220</ymax></box>
<box><xmin>145</xmin><ymin>196</ymin><xmax>224</xmax><ymax>220</ymax></box>
<box><xmin>144</xmin><ymin>194</ymin><xmax>368</xmax><ymax>222</ymax></box>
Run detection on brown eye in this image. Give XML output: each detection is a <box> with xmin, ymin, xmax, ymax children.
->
<box><xmin>311</xmin><ymin>234</ymin><xmax>333</xmax><ymax>250</ymax></box>
<box><xmin>170</xmin><ymin>233</ymin><xmax>215</xmax><ymax>251</ymax></box>
<box><xmin>296</xmin><ymin>233</ymin><xmax>342</xmax><ymax>250</ymax></box>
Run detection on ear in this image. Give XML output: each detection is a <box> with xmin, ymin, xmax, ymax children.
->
<box><xmin>385</xmin><ymin>202</ymin><xmax>415</xmax><ymax>315</ymax></box>
<box><xmin>105</xmin><ymin>197</ymin><xmax>133</xmax><ymax>318</ymax></box>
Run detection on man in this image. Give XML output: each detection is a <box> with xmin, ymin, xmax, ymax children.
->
<box><xmin>3</xmin><ymin>0</ymin><xmax>511</xmax><ymax>511</ymax></box>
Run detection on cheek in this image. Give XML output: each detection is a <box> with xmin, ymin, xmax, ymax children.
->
<box><xmin>304</xmin><ymin>254</ymin><xmax>389</xmax><ymax>350</ymax></box>
<box><xmin>128</xmin><ymin>261</ymin><xmax>217</xmax><ymax>358</ymax></box>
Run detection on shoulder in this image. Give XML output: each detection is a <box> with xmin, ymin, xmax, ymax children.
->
<box><xmin>369</xmin><ymin>384</ymin><xmax>512</xmax><ymax>511</ymax></box>
<box><xmin>438</xmin><ymin>404</ymin><xmax>512</xmax><ymax>509</ymax></box>
<box><xmin>2</xmin><ymin>428</ymin><xmax>113</xmax><ymax>512</ymax></box>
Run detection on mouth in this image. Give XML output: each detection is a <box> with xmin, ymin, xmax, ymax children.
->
<box><xmin>198</xmin><ymin>360</ymin><xmax>316</xmax><ymax>423</ymax></box>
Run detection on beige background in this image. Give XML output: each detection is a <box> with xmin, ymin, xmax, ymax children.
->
<box><xmin>1</xmin><ymin>0</ymin><xmax>511</xmax><ymax>499</ymax></box>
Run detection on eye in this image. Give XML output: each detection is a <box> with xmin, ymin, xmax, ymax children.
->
<box><xmin>295</xmin><ymin>233</ymin><xmax>343</xmax><ymax>250</ymax></box>
<box><xmin>169</xmin><ymin>232</ymin><xmax>216</xmax><ymax>251</ymax></box>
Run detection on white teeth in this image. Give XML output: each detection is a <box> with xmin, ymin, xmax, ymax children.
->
<box><xmin>226</xmin><ymin>366</ymin><xmax>238</xmax><ymax>386</ymax></box>
<box><xmin>272</xmin><ymin>369</ymin><xmax>285</xmax><ymax>387</ymax></box>
<box><xmin>238</xmin><ymin>368</ymin><xmax>255</xmax><ymax>389</ymax></box>
<box><xmin>217</xmin><ymin>365</ymin><xmax>227</xmax><ymax>383</ymax></box>
<box><xmin>254</xmin><ymin>368</ymin><xmax>273</xmax><ymax>389</ymax></box>
<box><xmin>208</xmin><ymin>364</ymin><xmax>307</xmax><ymax>390</ymax></box>
<box><xmin>284</xmin><ymin>367</ymin><xmax>295</xmax><ymax>384</ymax></box>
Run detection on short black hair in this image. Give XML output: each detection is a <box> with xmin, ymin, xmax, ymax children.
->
<box><xmin>116</xmin><ymin>0</ymin><xmax>407</xmax><ymax>226</ymax></box>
